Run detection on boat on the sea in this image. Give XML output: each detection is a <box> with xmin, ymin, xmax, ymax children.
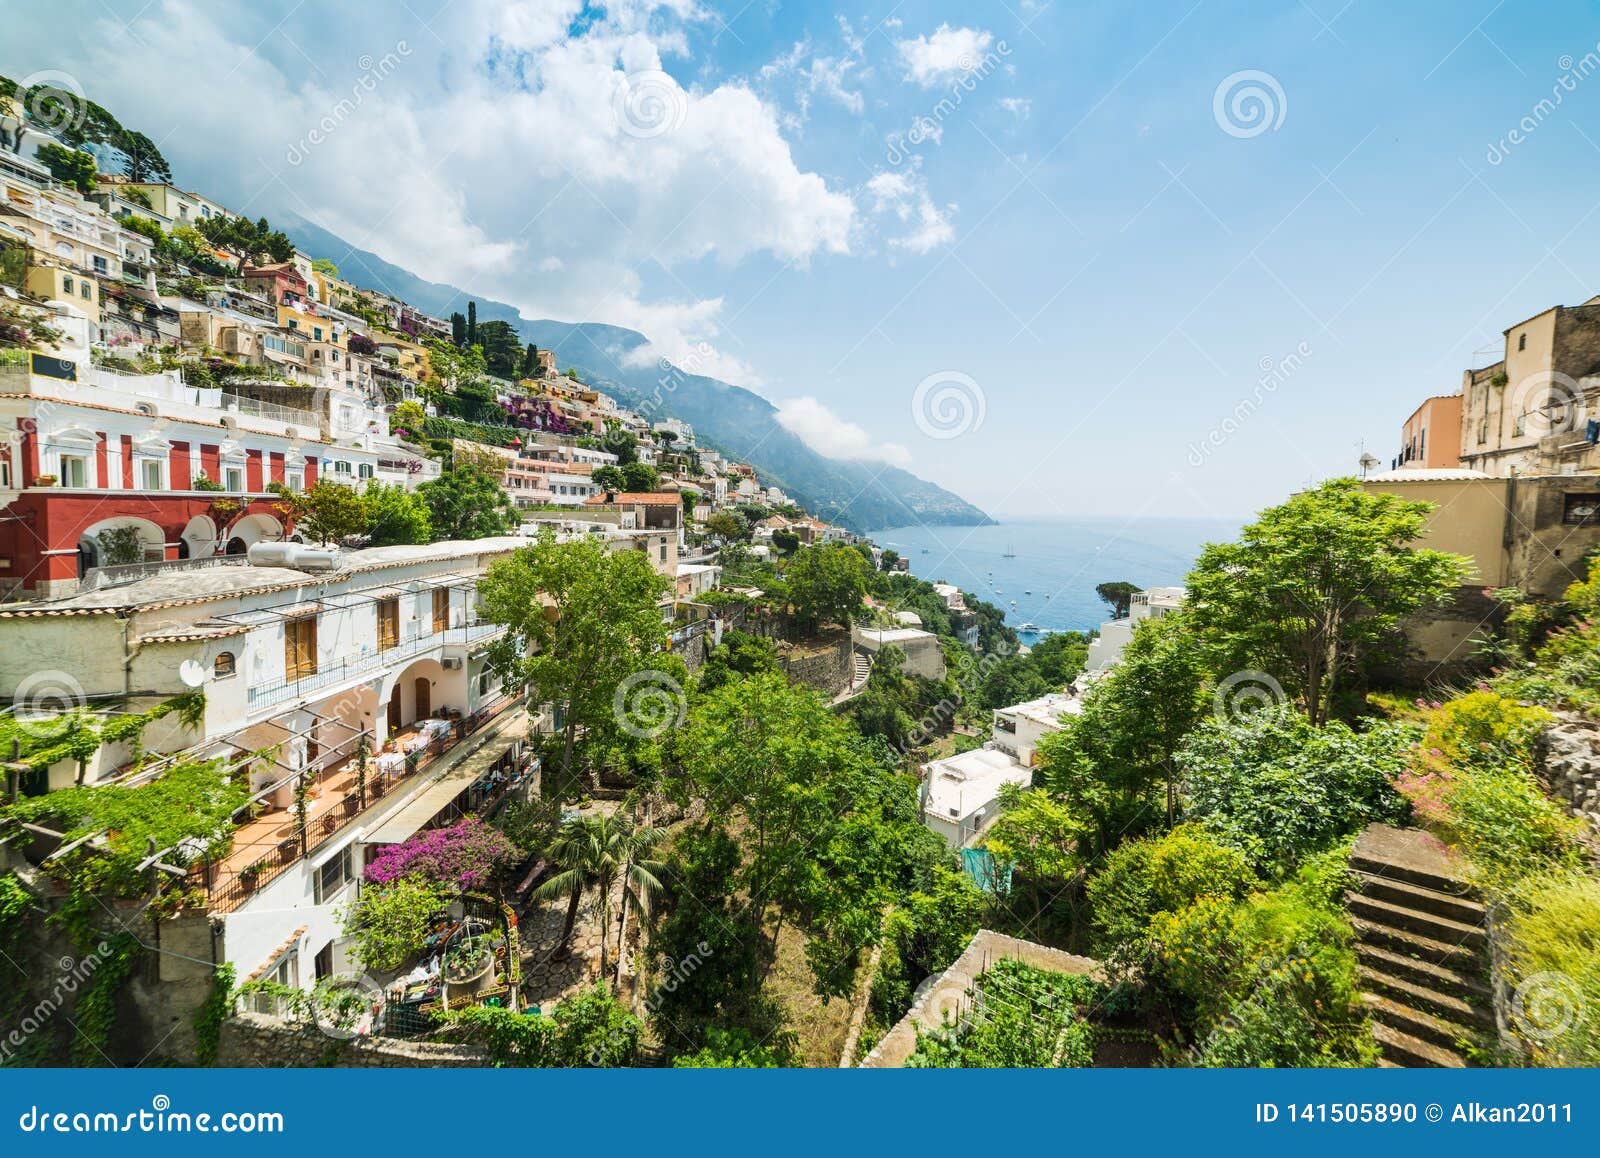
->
<box><xmin>1016</xmin><ymin>621</ymin><xmax>1041</xmax><ymax>632</ymax></box>
<box><xmin>1003</xmin><ymin>542</ymin><xmax>1017</xmax><ymax>558</ymax></box>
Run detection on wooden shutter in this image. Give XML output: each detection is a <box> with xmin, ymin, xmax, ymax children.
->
<box><xmin>432</xmin><ymin>588</ymin><xmax>449</xmax><ymax>634</ymax></box>
<box><xmin>378</xmin><ymin>599</ymin><xmax>399</xmax><ymax>651</ymax></box>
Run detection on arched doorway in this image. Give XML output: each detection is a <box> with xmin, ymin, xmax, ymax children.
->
<box><xmin>78</xmin><ymin>516</ymin><xmax>166</xmax><ymax>578</ymax></box>
<box><xmin>223</xmin><ymin>512</ymin><xmax>284</xmax><ymax>558</ymax></box>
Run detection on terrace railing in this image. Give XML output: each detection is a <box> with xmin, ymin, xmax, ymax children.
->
<box><xmin>245</xmin><ymin>622</ymin><xmax>506</xmax><ymax>710</ymax></box>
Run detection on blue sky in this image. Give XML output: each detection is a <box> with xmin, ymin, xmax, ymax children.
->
<box><xmin>10</xmin><ymin>1</ymin><xmax>1600</xmax><ymax>521</ymax></box>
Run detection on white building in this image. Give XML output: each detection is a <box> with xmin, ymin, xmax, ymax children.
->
<box><xmin>853</xmin><ymin>626</ymin><xmax>947</xmax><ymax>680</ymax></box>
<box><xmin>1085</xmin><ymin>586</ymin><xmax>1185</xmax><ymax>671</ymax></box>
<box><xmin>991</xmin><ymin>690</ymin><xmax>1081</xmax><ymax>767</ymax></box>
<box><xmin>920</xmin><ymin>747</ymin><xmax>1032</xmax><ymax>849</ymax></box>
<box><xmin>0</xmin><ymin>536</ymin><xmax>534</xmax><ymax>996</ymax></box>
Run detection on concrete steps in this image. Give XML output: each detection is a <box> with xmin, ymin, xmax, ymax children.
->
<box><xmin>1348</xmin><ymin>825</ymin><xmax>1491</xmax><ymax>1069</ymax></box>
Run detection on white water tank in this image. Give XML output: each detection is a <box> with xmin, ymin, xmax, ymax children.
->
<box><xmin>247</xmin><ymin>542</ymin><xmax>341</xmax><ymax>571</ymax></box>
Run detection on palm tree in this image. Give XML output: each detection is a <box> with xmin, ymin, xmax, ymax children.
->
<box><xmin>531</xmin><ymin>812</ymin><xmax>666</xmax><ymax>980</ymax></box>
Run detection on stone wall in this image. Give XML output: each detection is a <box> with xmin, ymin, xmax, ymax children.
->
<box><xmin>778</xmin><ymin>632</ymin><xmax>853</xmax><ymax>698</ymax></box>
<box><xmin>216</xmin><ymin>1011</ymin><xmax>490</xmax><ymax>1067</ymax></box>
<box><xmin>1537</xmin><ymin>713</ymin><xmax>1600</xmax><ymax>830</ymax></box>
<box><xmin>858</xmin><ymin>930</ymin><xmax>1101</xmax><ymax>1068</ymax></box>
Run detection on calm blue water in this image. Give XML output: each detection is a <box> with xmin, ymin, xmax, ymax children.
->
<box><xmin>877</xmin><ymin>517</ymin><xmax>1242</xmax><ymax>635</ymax></box>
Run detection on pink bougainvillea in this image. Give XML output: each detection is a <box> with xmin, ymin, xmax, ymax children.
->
<box><xmin>363</xmin><ymin>818</ymin><xmax>515</xmax><ymax>890</ymax></box>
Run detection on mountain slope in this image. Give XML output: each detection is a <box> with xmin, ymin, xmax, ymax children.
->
<box><xmin>285</xmin><ymin>216</ymin><xmax>992</xmax><ymax>532</ymax></box>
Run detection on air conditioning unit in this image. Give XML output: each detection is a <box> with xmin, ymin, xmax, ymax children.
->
<box><xmin>441</xmin><ymin>657</ymin><xmax>463</xmax><ymax>670</ymax></box>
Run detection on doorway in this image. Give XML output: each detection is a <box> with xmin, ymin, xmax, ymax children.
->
<box><xmin>387</xmin><ymin>685</ymin><xmax>402</xmax><ymax>734</ymax></box>
<box><xmin>414</xmin><ymin>677</ymin><xmax>431</xmax><ymax>720</ymax></box>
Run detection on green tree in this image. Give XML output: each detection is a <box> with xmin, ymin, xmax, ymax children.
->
<box><xmin>598</xmin><ymin>424</ymin><xmax>638</xmax><ymax>465</ymax></box>
<box><xmin>1095</xmin><ymin>581</ymin><xmax>1139</xmax><ymax>620</ymax></box>
<box><xmin>390</xmin><ymin>399</ymin><xmax>428</xmax><ymax>439</ymax></box>
<box><xmin>1186</xmin><ymin>478</ymin><xmax>1470</xmax><ymax>725</ymax></box>
<box><xmin>276</xmin><ymin>480</ymin><xmax>371</xmax><ymax>545</ymax></box>
<box><xmin>36</xmin><ymin>143</ymin><xmax>96</xmax><ymax>194</ymax></box>
<box><xmin>478</xmin><ymin>532</ymin><xmax>673</xmax><ymax>784</ymax></box>
<box><xmin>417</xmin><ymin>465</ymin><xmax>517</xmax><ymax>540</ymax></box>
<box><xmin>310</xmin><ymin>257</ymin><xmax>339</xmax><ymax>278</ymax></box>
<box><xmin>786</xmin><ymin>542</ymin><xmax>869</xmax><ymax>632</ymax></box>
<box><xmin>532</xmin><ymin>811</ymin><xmax>666</xmax><ymax>980</ymax></box>
<box><xmin>475</xmin><ymin>319</ymin><xmax>522</xmax><ymax>378</ymax></box>
<box><xmin>363</xmin><ymin>481</ymin><xmax>432</xmax><ymax>546</ymax></box>
<box><xmin>196</xmin><ymin>213</ymin><xmax>294</xmax><ymax>271</ymax></box>
<box><xmin>1033</xmin><ymin>613</ymin><xmax>1206</xmax><ymax>854</ymax></box>
<box><xmin>619</xmin><ymin>461</ymin><xmax>660</xmax><ymax>492</ymax></box>
<box><xmin>116</xmin><ymin>129</ymin><xmax>172</xmax><ymax>183</ymax></box>
<box><xmin>704</xmin><ymin>510</ymin><xmax>747</xmax><ymax>542</ymax></box>
<box><xmin>591</xmin><ymin>464</ymin><xmax>625</xmax><ymax>492</ymax></box>
<box><xmin>343</xmin><ymin>878</ymin><xmax>449</xmax><ymax>973</ymax></box>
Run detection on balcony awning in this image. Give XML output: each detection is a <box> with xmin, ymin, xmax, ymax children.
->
<box><xmin>363</xmin><ymin>709</ymin><xmax>527</xmax><ymax>845</ymax></box>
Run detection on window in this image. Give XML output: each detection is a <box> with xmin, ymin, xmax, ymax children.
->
<box><xmin>1518</xmin><ymin>333</ymin><xmax>1527</xmax><ymax>351</ymax></box>
<box><xmin>377</xmin><ymin>598</ymin><xmax>399</xmax><ymax>652</ymax></box>
<box><xmin>313</xmin><ymin>327</ymin><xmax>323</xmax><ymax>342</ymax></box>
<box><xmin>285</xmin><ymin>616</ymin><xmax>319</xmax><ymax>680</ymax></box>
<box><xmin>286</xmin><ymin>469</ymin><xmax>304</xmax><ymax>492</ymax></box>
<box><xmin>333</xmin><ymin>460</ymin><xmax>352</xmax><ymax>476</ymax></box>
<box><xmin>92</xmin><ymin>255</ymin><xmax>107</xmax><ymax>274</ymax></box>
<box><xmin>61</xmin><ymin>275</ymin><xmax>73</xmax><ymax>295</ymax></box>
<box><xmin>1563</xmin><ymin>493</ymin><xmax>1600</xmax><ymax>526</ymax></box>
<box><xmin>58</xmin><ymin>454</ymin><xmax>88</xmax><ymax>488</ymax></box>
<box><xmin>314</xmin><ymin>847</ymin><xmax>354</xmax><ymax>904</ymax></box>
<box><xmin>140</xmin><ymin>458</ymin><xmax>163</xmax><ymax>490</ymax></box>
<box><xmin>213</xmin><ymin>652</ymin><xmax>236</xmax><ymax>678</ymax></box>
<box><xmin>224</xmin><ymin>466</ymin><xmax>245</xmax><ymax>492</ymax></box>
<box><xmin>358</xmin><ymin>462</ymin><xmax>374</xmax><ymax>480</ymax></box>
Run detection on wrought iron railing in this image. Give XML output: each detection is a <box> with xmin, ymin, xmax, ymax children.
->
<box><xmin>246</xmin><ymin>622</ymin><xmax>506</xmax><ymax>709</ymax></box>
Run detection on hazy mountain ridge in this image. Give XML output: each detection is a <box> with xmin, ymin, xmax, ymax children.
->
<box><xmin>285</xmin><ymin>216</ymin><xmax>993</xmax><ymax>532</ymax></box>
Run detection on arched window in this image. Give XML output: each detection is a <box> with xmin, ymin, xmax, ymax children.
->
<box><xmin>214</xmin><ymin>652</ymin><xmax>237</xmax><ymax>678</ymax></box>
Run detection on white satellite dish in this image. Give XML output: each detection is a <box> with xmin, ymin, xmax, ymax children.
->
<box><xmin>179</xmin><ymin>659</ymin><xmax>207</xmax><ymax>688</ymax></box>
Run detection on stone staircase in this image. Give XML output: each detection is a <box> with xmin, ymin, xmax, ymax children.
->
<box><xmin>1348</xmin><ymin>825</ymin><xmax>1494</xmax><ymax>1068</ymax></box>
<box><xmin>852</xmin><ymin>651</ymin><xmax>873</xmax><ymax>687</ymax></box>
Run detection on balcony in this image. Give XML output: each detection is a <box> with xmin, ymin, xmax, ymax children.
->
<box><xmin>81</xmin><ymin>553</ymin><xmax>253</xmax><ymax>592</ymax></box>
<box><xmin>246</xmin><ymin>621</ymin><xmax>506</xmax><ymax>711</ymax></box>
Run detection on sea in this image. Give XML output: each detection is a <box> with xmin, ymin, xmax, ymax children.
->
<box><xmin>875</xmin><ymin>516</ymin><xmax>1242</xmax><ymax>641</ymax></box>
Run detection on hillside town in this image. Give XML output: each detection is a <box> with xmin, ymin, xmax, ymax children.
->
<box><xmin>1</xmin><ymin>69</ymin><xmax>1598</xmax><ymax>1078</ymax></box>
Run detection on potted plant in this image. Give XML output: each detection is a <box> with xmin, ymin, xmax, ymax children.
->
<box><xmin>276</xmin><ymin>836</ymin><xmax>298</xmax><ymax>865</ymax></box>
<box><xmin>33</xmin><ymin>474</ymin><xmax>57</xmax><ymax>487</ymax></box>
<box><xmin>239</xmin><ymin>858</ymin><xmax>268</xmax><ymax>892</ymax></box>
<box><xmin>442</xmin><ymin>937</ymin><xmax>494</xmax><ymax>995</ymax></box>
<box><xmin>341</xmin><ymin>791</ymin><xmax>361</xmax><ymax>817</ymax></box>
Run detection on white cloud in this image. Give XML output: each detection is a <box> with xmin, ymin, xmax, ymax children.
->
<box><xmin>999</xmin><ymin>96</ymin><xmax>1032</xmax><ymax>119</ymax></box>
<box><xmin>867</xmin><ymin>170</ymin><xmax>955</xmax><ymax>253</ymax></box>
<box><xmin>5</xmin><ymin>0</ymin><xmax>854</xmax><ymax>386</ymax></box>
<box><xmin>776</xmin><ymin>397</ymin><xmax>912</xmax><ymax>467</ymax></box>
<box><xmin>896</xmin><ymin>24</ymin><xmax>994</xmax><ymax>88</ymax></box>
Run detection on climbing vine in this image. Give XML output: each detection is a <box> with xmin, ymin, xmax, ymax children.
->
<box><xmin>0</xmin><ymin>690</ymin><xmax>206</xmax><ymax>776</ymax></box>
<box><xmin>192</xmin><ymin>963</ymin><xmax>236</xmax><ymax>1066</ymax></box>
<box><xmin>69</xmin><ymin>933</ymin><xmax>137</xmax><ymax>1066</ymax></box>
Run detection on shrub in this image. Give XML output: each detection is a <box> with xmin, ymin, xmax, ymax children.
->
<box><xmin>1441</xmin><ymin>765</ymin><xmax>1581</xmax><ymax>886</ymax></box>
<box><xmin>1178</xmin><ymin>705</ymin><xmax>1416</xmax><ymax>875</ymax></box>
<box><xmin>1502</xmin><ymin>870</ymin><xmax>1600</xmax><ymax>1066</ymax></box>
<box><xmin>1088</xmin><ymin>825</ymin><xmax>1255</xmax><ymax>966</ymax></box>
<box><xmin>363</xmin><ymin>818</ymin><xmax>516</xmax><ymax>890</ymax></box>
